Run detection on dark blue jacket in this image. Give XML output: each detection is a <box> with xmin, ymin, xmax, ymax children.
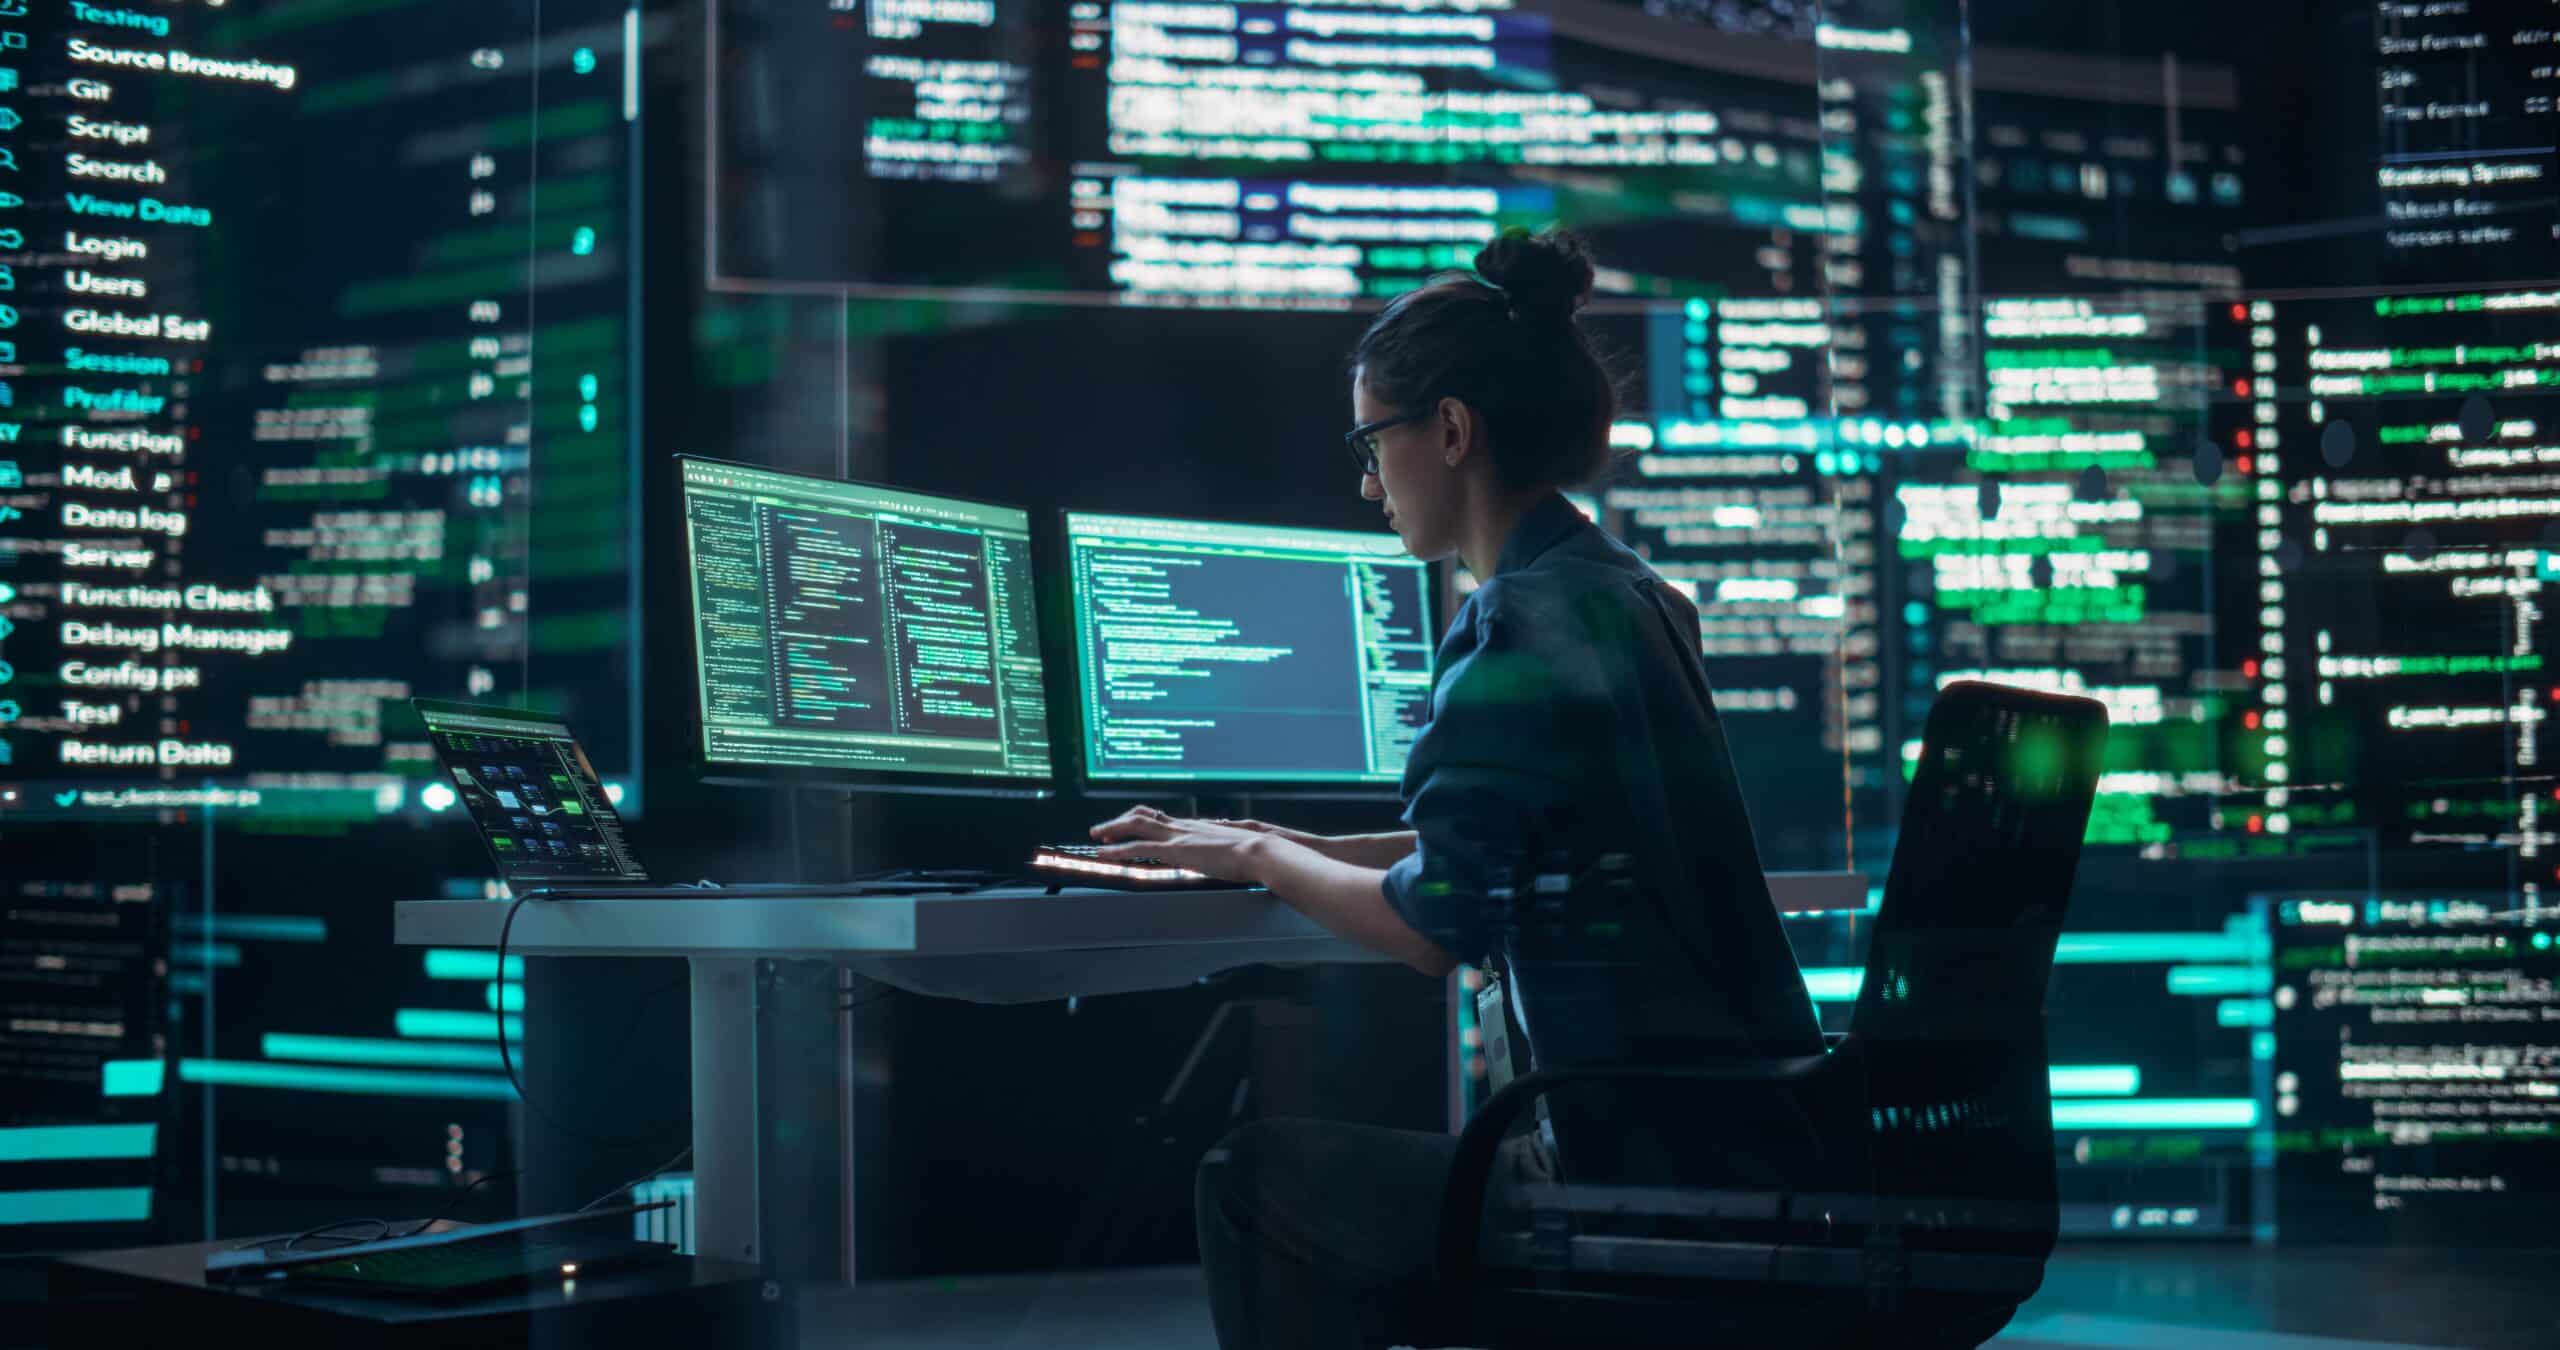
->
<box><xmin>1381</xmin><ymin>493</ymin><xmax>1823</xmax><ymax>1177</ymax></box>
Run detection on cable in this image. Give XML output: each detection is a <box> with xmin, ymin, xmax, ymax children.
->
<box><xmin>226</xmin><ymin>1217</ymin><xmax>393</xmax><ymax>1256</ymax></box>
<box><xmin>495</xmin><ymin>892</ymin><xmax>687</xmax><ymax>1150</ymax></box>
<box><xmin>579</xmin><ymin>1144</ymin><xmax>694</xmax><ymax>1213</ymax></box>
<box><xmin>219</xmin><ymin>1167</ymin><xmax>522</xmax><ymax>1265</ymax></box>
<box><xmin>837</xmin><ymin>975</ymin><xmax>902</xmax><ymax>1013</ymax></box>
<box><xmin>395</xmin><ymin>1168</ymin><xmax>519</xmax><ymax>1238</ymax></box>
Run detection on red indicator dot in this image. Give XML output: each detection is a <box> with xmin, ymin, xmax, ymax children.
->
<box><xmin>2235</xmin><ymin>430</ymin><xmax>2253</xmax><ymax>449</ymax></box>
<box><xmin>2230</xmin><ymin>304</ymin><xmax>2248</xmax><ymax>322</ymax></box>
<box><xmin>2234</xmin><ymin>379</ymin><xmax>2252</xmax><ymax>398</ymax></box>
<box><xmin>2237</xmin><ymin>455</ymin><xmax>2253</xmax><ymax>474</ymax></box>
<box><xmin>2244</xmin><ymin>660</ymin><xmax>2261</xmax><ymax>679</ymax></box>
<box><xmin>2247</xmin><ymin>815</ymin><xmax>2264</xmax><ymax>833</ymax></box>
<box><xmin>2245</xmin><ymin>711</ymin><xmax>2261</xmax><ymax>729</ymax></box>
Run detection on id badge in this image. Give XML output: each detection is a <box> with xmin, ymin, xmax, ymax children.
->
<box><xmin>1475</xmin><ymin>968</ymin><xmax>1560</xmax><ymax>1182</ymax></box>
<box><xmin>1476</xmin><ymin>971</ymin><xmax>1517</xmax><ymax>1092</ymax></box>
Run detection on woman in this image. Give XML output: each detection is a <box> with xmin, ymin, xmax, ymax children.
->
<box><xmin>1091</xmin><ymin>228</ymin><xmax>1823</xmax><ymax>1349</ymax></box>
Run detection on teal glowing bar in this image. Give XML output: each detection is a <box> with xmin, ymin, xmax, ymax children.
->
<box><xmin>1781</xmin><ymin>888</ymin><xmax>1883</xmax><ymax>918</ymax></box>
<box><xmin>2053</xmin><ymin>932</ymin><xmax>2268</xmax><ymax>965</ymax></box>
<box><xmin>424</xmin><ymin>949</ymin><xmax>523</xmax><ymax>981</ymax></box>
<box><xmin>2166</xmin><ymin>966</ymin><xmax>2273</xmax><ymax>997</ymax></box>
<box><xmin>2048</xmin><ymin>1065</ymin><xmax>2141</xmax><ymax>1097</ymax></box>
<box><xmin>99</xmin><ymin>1060</ymin><xmax>165</xmax><ymax>1098</ymax></box>
<box><xmin>1800</xmin><ymin>967</ymin><xmax>1864</xmax><ymax>1002</ymax></box>
<box><xmin>0</xmin><ymin>1124</ymin><xmax>158</xmax><ymax>1162</ymax></box>
<box><xmin>174</xmin><ymin>914</ymin><xmax>327</xmax><ymax>943</ymax></box>
<box><xmin>169</xmin><ymin>972</ymin><xmax>210</xmax><ymax>997</ymax></box>
<box><xmin>485</xmin><ymin>982</ymin><xmax>525</xmax><ymax>1012</ymax></box>
<box><xmin>0</xmin><ymin>1187</ymin><xmax>153</xmax><ymax>1227</ymax></box>
<box><xmin>261</xmin><ymin>1034</ymin><xmax>505</xmax><ymax>1071</ymax></box>
<box><xmin>393</xmin><ymin>1009</ymin><xmax>523</xmax><ymax>1041</ymax></box>
<box><xmin>173</xmin><ymin>943</ymin><xmax>242</xmax><ymax>969</ymax></box>
<box><xmin>2051</xmin><ymin>1098</ymin><xmax>2259</xmax><ymax>1130</ymax></box>
<box><xmin>2217</xmin><ymin>998</ymin><xmax>2275</xmax><ymax>1028</ymax></box>
<box><xmin>177</xmin><ymin>1058</ymin><xmax>516</xmax><ymax>1102</ymax></box>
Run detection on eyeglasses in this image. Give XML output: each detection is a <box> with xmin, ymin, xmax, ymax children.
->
<box><xmin>1344</xmin><ymin>407</ymin><xmax>1435</xmax><ymax>476</ymax></box>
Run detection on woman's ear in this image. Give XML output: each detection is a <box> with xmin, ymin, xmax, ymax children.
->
<box><xmin>1438</xmin><ymin>396</ymin><xmax>1476</xmax><ymax>469</ymax></box>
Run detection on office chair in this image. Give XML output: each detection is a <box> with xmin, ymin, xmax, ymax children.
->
<box><xmin>1430</xmin><ymin>680</ymin><xmax>2110</xmax><ymax>1348</ymax></box>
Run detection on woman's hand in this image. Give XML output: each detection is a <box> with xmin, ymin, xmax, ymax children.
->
<box><xmin>1087</xmin><ymin>805</ymin><xmax>1280</xmax><ymax>883</ymax></box>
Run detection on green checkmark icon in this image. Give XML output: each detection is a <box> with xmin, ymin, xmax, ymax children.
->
<box><xmin>53</xmin><ymin>790</ymin><xmax>76</xmax><ymax>807</ymax></box>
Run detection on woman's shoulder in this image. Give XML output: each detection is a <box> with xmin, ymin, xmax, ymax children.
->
<box><xmin>1470</xmin><ymin>548</ymin><xmax>1669</xmax><ymax>643</ymax></box>
<box><xmin>1457</xmin><ymin>563</ymin><xmax>1669</xmax><ymax>705</ymax></box>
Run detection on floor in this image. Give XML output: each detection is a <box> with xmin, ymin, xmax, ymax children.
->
<box><xmin>799</xmin><ymin>1246</ymin><xmax>2560</xmax><ymax>1350</ymax></box>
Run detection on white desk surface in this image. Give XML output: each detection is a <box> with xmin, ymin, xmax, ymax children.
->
<box><xmin>392</xmin><ymin>872</ymin><xmax>1866</xmax><ymax>1004</ymax></box>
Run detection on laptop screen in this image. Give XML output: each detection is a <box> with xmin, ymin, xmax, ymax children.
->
<box><xmin>415</xmin><ymin>700</ymin><xmax>649</xmax><ymax>887</ymax></box>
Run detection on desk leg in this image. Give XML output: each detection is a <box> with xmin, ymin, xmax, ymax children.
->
<box><xmin>691</xmin><ymin>956</ymin><xmax>760</xmax><ymax>1266</ymax></box>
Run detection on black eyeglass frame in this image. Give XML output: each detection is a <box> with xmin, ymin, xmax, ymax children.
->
<box><xmin>1344</xmin><ymin>407</ymin><xmax>1437</xmax><ymax>476</ymax></box>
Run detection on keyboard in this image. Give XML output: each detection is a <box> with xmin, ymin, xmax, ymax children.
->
<box><xmin>1030</xmin><ymin>844</ymin><xmax>1238</xmax><ymax>891</ymax></box>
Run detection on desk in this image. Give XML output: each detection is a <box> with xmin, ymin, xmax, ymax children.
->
<box><xmin>394</xmin><ymin>873</ymin><xmax>1864</xmax><ymax>1270</ymax></box>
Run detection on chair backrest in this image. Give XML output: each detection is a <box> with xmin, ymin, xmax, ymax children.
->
<box><xmin>1848</xmin><ymin>680</ymin><xmax>2107</xmax><ymax>1276</ymax></box>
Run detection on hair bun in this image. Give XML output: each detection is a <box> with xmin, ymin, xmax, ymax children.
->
<box><xmin>1474</xmin><ymin>226</ymin><xmax>1597</xmax><ymax>326</ymax></box>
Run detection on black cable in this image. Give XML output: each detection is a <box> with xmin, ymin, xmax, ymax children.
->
<box><xmin>495</xmin><ymin>892</ymin><xmax>687</xmax><ymax>1150</ymax></box>
<box><xmin>219</xmin><ymin>1167</ymin><xmax>521</xmax><ymax>1264</ymax></box>
<box><xmin>600</xmin><ymin>972</ymin><xmax>691</xmax><ymax>1061</ymax></box>
<box><xmin>394</xmin><ymin>1168</ymin><xmax>519</xmax><ymax>1237</ymax></box>
<box><xmin>225</xmin><ymin>1217</ymin><xmax>393</xmax><ymax>1255</ymax></box>
<box><xmin>837</xmin><ymin>980</ymin><xmax>901</xmax><ymax>1012</ymax></box>
<box><xmin>579</xmin><ymin>1144</ymin><xmax>694</xmax><ymax>1213</ymax></box>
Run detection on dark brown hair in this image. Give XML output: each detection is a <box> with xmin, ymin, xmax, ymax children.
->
<box><xmin>1349</xmin><ymin>226</ymin><xmax>1620</xmax><ymax>490</ymax></box>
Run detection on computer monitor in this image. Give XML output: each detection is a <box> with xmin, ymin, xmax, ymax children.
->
<box><xmin>1063</xmin><ymin>511</ymin><xmax>1434</xmax><ymax>793</ymax></box>
<box><xmin>678</xmin><ymin>456</ymin><xmax>1055</xmax><ymax>795</ymax></box>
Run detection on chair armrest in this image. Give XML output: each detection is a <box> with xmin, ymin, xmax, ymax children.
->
<box><xmin>1435</xmin><ymin>1056</ymin><xmax>1833</xmax><ymax>1293</ymax></box>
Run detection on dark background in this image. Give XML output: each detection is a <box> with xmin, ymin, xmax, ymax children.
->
<box><xmin>8</xmin><ymin>0</ymin><xmax>2551</xmax><ymax>1292</ymax></box>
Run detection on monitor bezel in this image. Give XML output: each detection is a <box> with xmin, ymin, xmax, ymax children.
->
<box><xmin>674</xmin><ymin>454</ymin><xmax>1060</xmax><ymax>799</ymax></box>
<box><xmin>1055</xmin><ymin>506</ymin><xmax>1434</xmax><ymax>802</ymax></box>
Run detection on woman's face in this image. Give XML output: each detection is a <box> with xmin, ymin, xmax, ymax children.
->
<box><xmin>1352</xmin><ymin>368</ymin><xmax>1459</xmax><ymax>562</ymax></box>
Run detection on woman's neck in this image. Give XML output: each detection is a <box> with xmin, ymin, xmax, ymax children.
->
<box><xmin>1458</xmin><ymin>487</ymin><xmax>1554</xmax><ymax>582</ymax></box>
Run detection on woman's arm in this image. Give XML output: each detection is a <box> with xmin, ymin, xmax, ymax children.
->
<box><xmin>1240</xmin><ymin>835</ymin><xmax>1454</xmax><ymax>978</ymax></box>
<box><xmin>1089</xmin><ymin>811</ymin><xmax>1454</xmax><ymax>977</ymax></box>
<box><xmin>1216</xmin><ymin>822</ymin><xmax>1415</xmax><ymax>870</ymax></box>
<box><xmin>1095</xmin><ymin>808</ymin><xmax>1416</xmax><ymax>870</ymax></box>
<box><xmin>1317</xmin><ymin>831</ymin><xmax>1421</xmax><ymax>869</ymax></box>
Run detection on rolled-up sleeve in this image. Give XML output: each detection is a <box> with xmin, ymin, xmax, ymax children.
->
<box><xmin>1379</xmin><ymin>598</ymin><xmax>1597</xmax><ymax>960</ymax></box>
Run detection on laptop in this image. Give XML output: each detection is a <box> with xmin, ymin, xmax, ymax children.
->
<box><xmin>418</xmin><ymin>698</ymin><xmax>1229</xmax><ymax>895</ymax></box>
<box><xmin>207</xmin><ymin>1202</ymin><xmax>675</xmax><ymax>1295</ymax></box>
<box><xmin>414</xmin><ymin>698</ymin><xmax>996</xmax><ymax>898</ymax></box>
